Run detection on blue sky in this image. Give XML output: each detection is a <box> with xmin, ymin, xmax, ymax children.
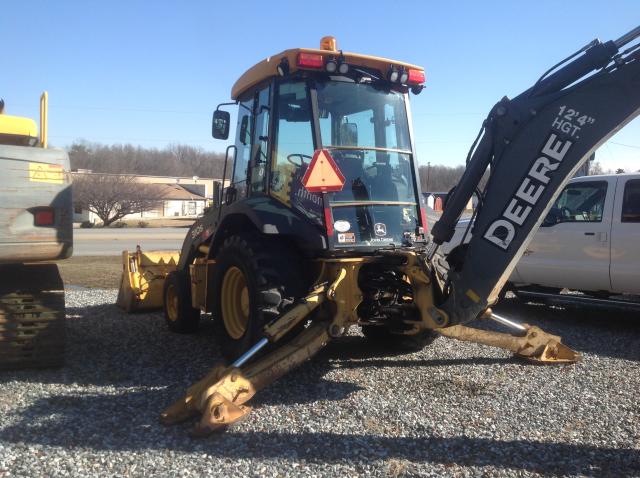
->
<box><xmin>2</xmin><ymin>1</ymin><xmax>639</xmax><ymax>171</ymax></box>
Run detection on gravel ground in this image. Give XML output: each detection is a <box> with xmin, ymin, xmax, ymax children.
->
<box><xmin>1</xmin><ymin>289</ymin><xmax>639</xmax><ymax>477</ymax></box>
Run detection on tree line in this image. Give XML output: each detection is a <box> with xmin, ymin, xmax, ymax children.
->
<box><xmin>417</xmin><ymin>164</ymin><xmax>466</xmax><ymax>193</ymax></box>
<box><xmin>589</xmin><ymin>162</ymin><xmax>638</xmax><ymax>175</ymax></box>
<box><xmin>68</xmin><ymin>141</ymin><xmax>634</xmax><ymax>208</ymax></box>
<box><xmin>68</xmin><ymin>142</ymin><xmax>227</xmax><ymax>178</ymax></box>
<box><xmin>416</xmin><ymin>160</ymin><xmax>638</xmax><ymax>196</ymax></box>
<box><xmin>69</xmin><ymin>141</ymin><xmax>474</xmax><ymax>192</ymax></box>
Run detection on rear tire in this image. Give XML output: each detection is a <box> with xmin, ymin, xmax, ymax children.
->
<box><xmin>163</xmin><ymin>270</ymin><xmax>200</xmax><ymax>333</ymax></box>
<box><xmin>212</xmin><ymin>235</ymin><xmax>305</xmax><ymax>361</ymax></box>
<box><xmin>361</xmin><ymin>325</ymin><xmax>437</xmax><ymax>352</ymax></box>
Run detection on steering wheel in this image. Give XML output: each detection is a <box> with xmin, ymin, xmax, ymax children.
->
<box><xmin>287</xmin><ymin>154</ymin><xmax>312</xmax><ymax>167</ymax></box>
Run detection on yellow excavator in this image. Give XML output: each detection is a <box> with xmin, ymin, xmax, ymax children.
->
<box><xmin>119</xmin><ymin>28</ymin><xmax>640</xmax><ymax>435</ymax></box>
<box><xmin>0</xmin><ymin>93</ymin><xmax>73</xmax><ymax>369</ymax></box>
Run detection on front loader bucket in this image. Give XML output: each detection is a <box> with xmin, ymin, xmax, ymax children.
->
<box><xmin>116</xmin><ymin>246</ymin><xmax>180</xmax><ymax>312</ymax></box>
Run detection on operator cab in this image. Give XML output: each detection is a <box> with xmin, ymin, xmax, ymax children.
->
<box><xmin>213</xmin><ymin>37</ymin><xmax>428</xmax><ymax>251</ymax></box>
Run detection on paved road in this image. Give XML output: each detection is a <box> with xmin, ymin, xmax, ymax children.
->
<box><xmin>72</xmin><ymin>210</ymin><xmax>451</xmax><ymax>256</ymax></box>
<box><xmin>73</xmin><ymin>227</ymin><xmax>188</xmax><ymax>256</ymax></box>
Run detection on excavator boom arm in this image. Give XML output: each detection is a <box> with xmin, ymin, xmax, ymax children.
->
<box><xmin>431</xmin><ymin>27</ymin><xmax>640</xmax><ymax>325</ymax></box>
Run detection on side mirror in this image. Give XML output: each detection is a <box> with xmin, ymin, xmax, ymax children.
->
<box><xmin>542</xmin><ymin>207</ymin><xmax>561</xmax><ymax>227</ymax></box>
<box><xmin>212</xmin><ymin>110</ymin><xmax>230</xmax><ymax>140</ymax></box>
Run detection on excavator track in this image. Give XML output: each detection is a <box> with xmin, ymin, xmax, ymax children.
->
<box><xmin>0</xmin><ymin>264</ymin><xmax>65</xmax><ymax>370</ymax></box>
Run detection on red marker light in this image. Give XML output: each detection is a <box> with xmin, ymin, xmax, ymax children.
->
<box><xmin>34</xmin><ymin>208</ymin><xmax>55</xmax><ymax>226</ymax></box>
<box><xmin>324</xmin><ymin>207</ymin><xmax>334</xmax><ymax>237</ymax></box>
<box><xmin>407</xmin><ymin>69</ymin><xmax>425</xmax><ymax>84</ymax></box>
<box><xmin>297</xmin><ymin>53</ymin><xmax>324</xmax><ymax>69</ymax></box>
<box><xmin>420</xmin><ymin>207</ymin><xmax>429</xmax><ymax>234</ymax></box>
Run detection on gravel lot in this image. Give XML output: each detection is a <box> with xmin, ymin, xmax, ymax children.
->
<box><xmin>1</xmin><ymin>289</ymin><xmax>639</xmax><ymax>477</ymax></box>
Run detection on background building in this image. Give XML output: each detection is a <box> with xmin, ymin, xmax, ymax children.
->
<box><xmin>71</xmin><ymin>171</ymin><xmax>225</xmax><ymax>224</ymax></box>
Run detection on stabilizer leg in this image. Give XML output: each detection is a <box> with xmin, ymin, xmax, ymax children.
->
<box><xmin>438</xmin><ymin>313</ymin><xmax>580</xmax><ymax>364</ymax></box>
<box><xmin>160</xmin><ymin>322</ymin><xmax>330</xmax><ymax>436</ymax></box>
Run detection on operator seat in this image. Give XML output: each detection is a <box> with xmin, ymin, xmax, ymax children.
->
<box><xmin>369</xmin><ymin>163</ymin><xmax>399</xmax><ymax>201</ymax></box>
<box><xmin>334</xmin><ymin>152</ymin><xmax>369</xmax><ymax>201</ymax></box>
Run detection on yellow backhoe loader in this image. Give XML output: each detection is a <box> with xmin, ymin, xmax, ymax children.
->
<box><xmin>118</xmin><ymin>28</ymin><xmax>640</xmax><ymax>435</ymax></box>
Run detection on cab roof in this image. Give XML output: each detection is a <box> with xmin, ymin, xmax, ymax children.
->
<box><xmin>0</xmin><ymin>114</ymin><xmax>38</xmax><ymax>140</ymax></box>
<box><xmin>231</xmin><ymin>37</ymin><xmax>425</xmax><ymax>100</ymax></box>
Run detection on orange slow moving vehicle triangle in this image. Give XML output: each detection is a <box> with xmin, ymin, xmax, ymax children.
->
<box><xmin>302</xmin><ymin>149</ymin><xmax>345</xmax><ymax>193</ymax></box>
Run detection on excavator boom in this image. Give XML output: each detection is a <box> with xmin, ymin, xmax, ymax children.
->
<box><xmin>431</xmin><ymin>27</ymin><xmax>640</xmax><ymax>325</ymax></box>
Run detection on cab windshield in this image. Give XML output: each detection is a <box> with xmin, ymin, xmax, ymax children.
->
<box><xmin>270</xmin><ymin>79</ymin><xmax>419</xmax><ymax>248</ymax></box>
<box><xmin>316</xmin><ymin>80</ymin><xmax>411</xmax><ymax>151</ymax></box>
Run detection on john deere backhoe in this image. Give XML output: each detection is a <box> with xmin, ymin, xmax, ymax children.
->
<box><xmin>118</xmin><ymin>27</ymin><xmax>640</xmax><ymax>435</ymax></box>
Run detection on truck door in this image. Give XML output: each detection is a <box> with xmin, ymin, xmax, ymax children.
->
<box><xmin>515</xmin><ymin>179</ymin><xmax>613</xmax><ymax>291</ymax></box>
<box><xmin>610</xmin><ymin>177</ymin><xmax>640</xmax><ymax>294</ymax></box>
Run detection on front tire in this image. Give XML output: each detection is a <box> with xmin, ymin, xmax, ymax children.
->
<box><xmin>212</xmin><ymin>235</ymin><xmax>305</xmax><ymax>361</ymax></box>
<box><xmin>163</xmin><ymin>270</ymin><xmax>200</xmax><ymax>333</ymax></box>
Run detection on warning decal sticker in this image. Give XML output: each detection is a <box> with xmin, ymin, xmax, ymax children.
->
<box><xmin>29</xmin><ymin>163</ymin><xmax>64</xmax><ymax>184</ymax></box>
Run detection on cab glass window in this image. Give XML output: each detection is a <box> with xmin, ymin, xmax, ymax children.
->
<box><xmin>316</xmin><ymin>80</ymin><xmax>410</xmax><ymax>150</ymax></box>
<box><xmin>232</xmin><ymin>97</ymin><xmax>254</xmax><ymax>198</ymax></box>
<box><xmin>270</xmin><ymin>81</ymin><xmax>321</xmax><ymax>222</ymax></box>
<box><xmin>548</xmin><ymin>181</ymin><xmax>607</xmax><ymax>224</ymax></box>
<box><xmin>621</xmin><ymin>179</ymin><xmax>640</xmax><ymax>223</ymax></box>
<box><xmin>250</xmin><ymin>86</ymin><xmax>270</xmax><ymax>194</ymax></box>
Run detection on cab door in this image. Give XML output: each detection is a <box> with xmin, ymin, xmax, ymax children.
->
<box><xmin>249</xmin><ymin>85</ymin><xmax>271</xmax><ymax>195</ymax></box>
<box><xmin>227</xmin><ymin>96</ymin><xmax>254</xmax><ymax>203</ymax></box>
<box><xmin>610</xmin><ymin>177</ymin><xmax>640</xmax><ymax>294</ymax></box>
<box><xmin>515</xmin><ymin>179</ymin><xmax>613</xmax><ymax>291</ymax></box>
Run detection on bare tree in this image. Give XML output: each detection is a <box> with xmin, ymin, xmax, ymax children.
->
<box><xmin>589</xmin><ymin>161</ymin><xmax>605</xmax><ymax>175</ymax></box>
<box><xmin>418</xmin><ymin>164</ymin><xmax>466</xmax><ymax>192</ymax></box>
<box><xmin>73</xmin><ymin>174</ymin><xmax>167</xmax><ymax>226</ymax></box>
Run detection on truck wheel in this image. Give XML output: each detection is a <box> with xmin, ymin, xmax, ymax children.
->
<box><xmin>212</xmin><ymin>235</ymin><xmax>304</xmax><ymax>361</ymax></box>
<box><xmin>361</xmin><ymin>325</ymin><xmax>437</xmax><ymax>352</ymax></box>
<box><xmin>163</xmin><ymin>270</ymin><xmax>200</xmax><ymax>333</ymax></box>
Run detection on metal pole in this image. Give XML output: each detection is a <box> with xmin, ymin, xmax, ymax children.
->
<box><xmin>488</xmin><ymin>313</ymin><xmax>527</xmax><ymax>333</ymax></box>
<box><xmin>232</xmin><ymin>337</ymin><xmax>269</xmax><ymax>368</ymax></box>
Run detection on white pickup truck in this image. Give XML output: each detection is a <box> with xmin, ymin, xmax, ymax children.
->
<box><xmin>441</xmin><ymin>173</ymin><xmax>640</xmax><ymax>306</ymax></box>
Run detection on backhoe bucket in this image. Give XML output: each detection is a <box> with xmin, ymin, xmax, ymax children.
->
<box><xmin>116</xmin><ymin>247</ymin><xmax>180</xmax><ymax>312</ymax></box>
